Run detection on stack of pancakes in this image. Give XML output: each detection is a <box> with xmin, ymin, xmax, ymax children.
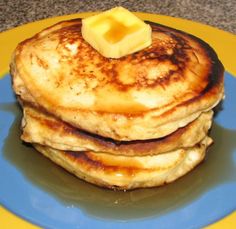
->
<box><xmin>10</xmin><ymin>19</ymin><xmax>224</xmax><ymax>190</ymax></box>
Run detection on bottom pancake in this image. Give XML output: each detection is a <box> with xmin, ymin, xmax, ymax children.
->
<box><xmin>33</xmin><ymin>136</ymin><xmax>212</xmax><ymax>190</ymax></box>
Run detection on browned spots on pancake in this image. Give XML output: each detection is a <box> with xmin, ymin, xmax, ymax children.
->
<box><xmin>148</xmin><ymin>21</ymin><xmax>224</xmax><ymax>92</ymax></box>
<box><xmin>16</xmin><ymin>19</ymin><xmax>223</xmax><ymax>97</ymax></box>
<box><xmin>35</xmin><ymin>55</ymin><xmax>49</xmax><ymax>69</ymax></box>
<box><xmin>47</xmin><ymin>19</ymin><xmax>200</xmax><ymax>94</ymax></box>
<box><xmin>58</xmin><ymin>23</ymin><xmax>82</xmax><ymax>46</ymax></box>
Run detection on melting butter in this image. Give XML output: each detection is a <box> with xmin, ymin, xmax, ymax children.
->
<box><xmin>81</xmin><ymin>7</ymin><xmax>152</xmax><ymax>58</ymax></box>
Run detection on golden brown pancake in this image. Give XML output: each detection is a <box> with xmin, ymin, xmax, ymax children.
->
<box><xmin>21</xmin><ymin>104</ymin><xmax>213</xmax><ymax>156</ymax></box>
<box><xmin>11</xmin><ymin>19</ymin><xmax>224</xmax><ymax>140</ymax></box>
<box><xmin>33</xmin><ymin>136</ymin><xmax>212</xmax><ymax>190</ymax></box>
<box><xmin>10</xmin><ymin>16</ymin><xmax>224</xmax><ymax>190</ymax></box>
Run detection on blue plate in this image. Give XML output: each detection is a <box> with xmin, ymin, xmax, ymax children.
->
<box><xmin>0</xmin><ymin>72</ymin><xmax>236</xmax><ymax>229</ymax></box>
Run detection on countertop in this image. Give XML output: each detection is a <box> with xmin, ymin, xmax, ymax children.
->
<box><xmin>0</xmin><ymin>0</ymin><xmax>235</xmax><ymax>34</ymax></box>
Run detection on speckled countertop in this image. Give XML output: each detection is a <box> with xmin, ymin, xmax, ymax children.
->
<box><xmin>0</xmin><ymin>0</ymin><xmax>235</xmax><ymax>34</ymax></box>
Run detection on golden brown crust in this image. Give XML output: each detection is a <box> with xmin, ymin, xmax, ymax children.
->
<box><xmin>11</xmin><ymin>19</ymin><xmax>224</xmax><ymax>140</ymax></box>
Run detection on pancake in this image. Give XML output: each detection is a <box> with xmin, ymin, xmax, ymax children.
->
<box><xmin>21</xmin><ymin>104</ymin><xmax>213</xmax><ymax>156</ymax></box>
<box><xmin>33</xmin><ymin>136</ymin><xmax>212</xmax><ymax>190</ymax></box>
<box><xmin>11</xmin><ymin>19</ymin><xmax>224</xmax><ymax>141</ymax></box>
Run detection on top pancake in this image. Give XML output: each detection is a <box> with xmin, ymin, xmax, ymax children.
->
<box><xmin>11</xmin><ymin>19</ymin><xmax>224</xmax><ymax>140</ymax></box>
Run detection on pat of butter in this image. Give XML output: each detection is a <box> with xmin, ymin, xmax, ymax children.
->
<box><xmin>81</xmin><ymin>7</ymin><xmax>152</xmax><ymax>58</ymax></box>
